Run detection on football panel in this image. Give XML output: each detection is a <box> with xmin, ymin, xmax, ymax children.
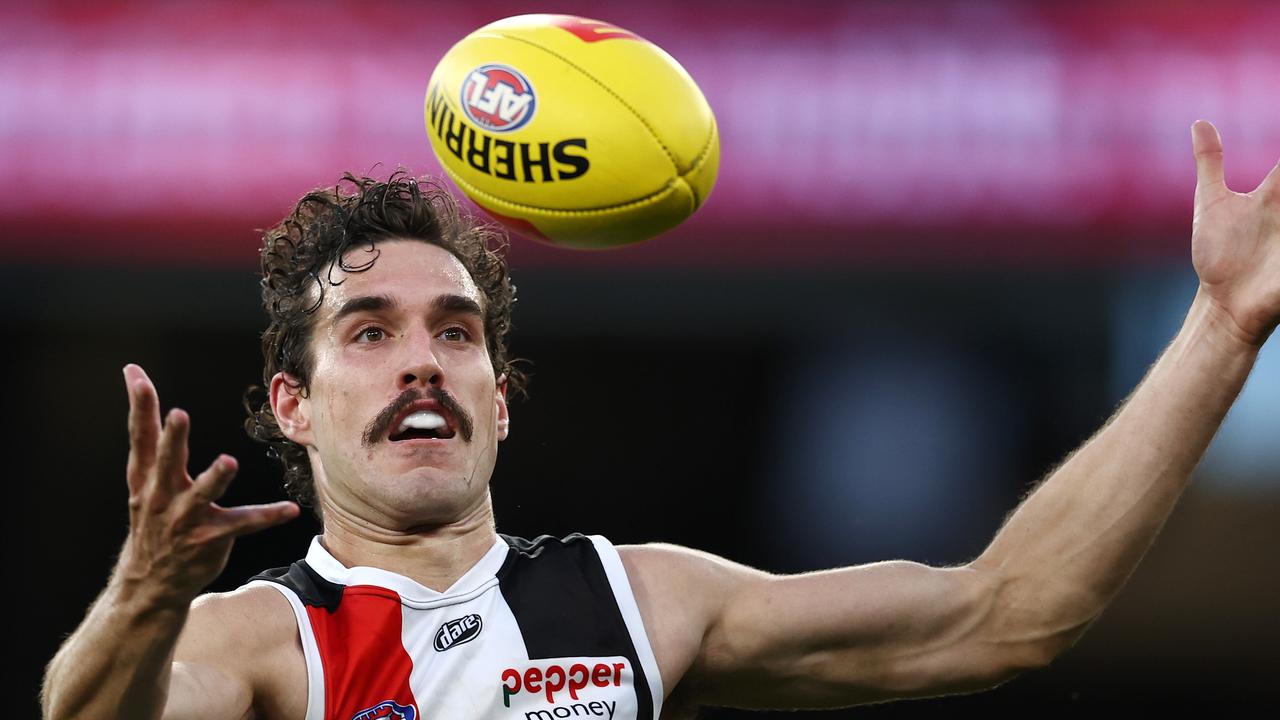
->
<box><xmin>454</xmin><ymin>170</ymin><xmax>697</xmax><ymax>248</ymax></box>
<box><xmin>478</xmin><ymin>15</ymin><xmax>716</xmax><ymax>175</ymax></box>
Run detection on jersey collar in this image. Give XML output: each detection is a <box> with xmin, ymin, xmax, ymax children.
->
<box><xmin>303</xmin><ymin>534</ymin><xmax>509</xmax><ymax>607</ymax></box>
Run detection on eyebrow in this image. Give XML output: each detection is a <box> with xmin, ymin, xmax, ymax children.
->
<box><xmin>330</xmin><ymin>294</ymin><xmax>398</xmax><ymax>328</ymax></box>
<box><xmin>329</xmin><ymin>293</ymin><xmax>484</xmax><ymax>328</ymax></box>
<box><xmin>432</xmin><ymin>293</ymin><xmax>484</xmax><ymax>319</ymax></box>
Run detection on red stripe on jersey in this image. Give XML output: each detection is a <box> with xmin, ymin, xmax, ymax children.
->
<box><xmin>306</xmin><ymin>585</ymin><xmax>419</xmax><ymax>720</ymax></box>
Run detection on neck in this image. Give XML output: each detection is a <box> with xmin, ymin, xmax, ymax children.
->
<box><xmin>317</xmin><ymin>494</ymin><xmax>500</xmax><ymax>592</ymax></box>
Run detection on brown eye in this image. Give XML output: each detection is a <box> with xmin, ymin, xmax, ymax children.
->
<box><xmin>441</xmin><ymin>327</ymin><xmax>469</xmax><ymax>342</ymax></box>
<box><xmin>356</xmin><ymin>327</ymin><xmax>385</xmax><ymax>343</ymax></box>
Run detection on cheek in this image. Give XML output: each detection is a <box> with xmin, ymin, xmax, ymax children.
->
<box><xmin>326</xmin><ymin>385</ymin><xmax>362</xmax><ymax>435</ymax></box>
<box><xmin>309</xmin><ymin>367</ymin><xmax>356</xmax><ymax>444</ymax></box>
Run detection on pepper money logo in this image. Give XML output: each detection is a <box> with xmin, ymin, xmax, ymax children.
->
<box><xmin>351</xmin><ymin>699</ymin><xmax>417</xmax><ymax>720</ymax></box>
<box><xmin>461</xmin><ymin>64</ymin><xmax>536</xmax><ymax>133</ymax></box>
<box><xmin>500</xmin><ymin>660</ymin><xmax>627</xmax><ymax>707</ymax></box>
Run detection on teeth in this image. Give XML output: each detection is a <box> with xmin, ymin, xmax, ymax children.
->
<box><xmin>398</xmin><ymin>410</ymin><xmax>446</xmax><ymax>433</ymax></box>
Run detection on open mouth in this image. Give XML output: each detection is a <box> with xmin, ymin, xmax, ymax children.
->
<box><xmin>388</xmin><ymin>409</ymin><xmax>457</xmax><ymax>442</ymax></box>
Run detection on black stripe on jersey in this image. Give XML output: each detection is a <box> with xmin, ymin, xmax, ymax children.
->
<box><xmin>249</xmin><ymin>560</ymin><xmax>344</xmax><ymax>614</ymax></box>
<box><xmin>497</xmin><ymin>534</ymin><xmax>654</xmax><ymax>720</ymax></box>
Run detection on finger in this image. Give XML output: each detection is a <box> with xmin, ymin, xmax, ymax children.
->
<box><xmin>188</xmin><ymin>454</ymin><xmax>239</xmax><ymax>505</ymax></box>
<box><xmin>217</xmin><ymin>502</ymin><xmax>301</xmax><ymax>537</ymax></box>
<box><xmin>1258</xmin><ymin>157</ymin><xmax>1280</xmax><ymax>202</ymax></box>
<box><xmin>153</xmin><ymin>408</ymin><xmax>191</xmax><ymax>495</ymax></box>
<box><xmin>1191</xmin><ymin>120</ymin><xmax>1226</xmax><ymax>197</ymax></box>
<box><xmin>124</xmin><ymin>364</ymin><xmax>161</xmax><ymax>494</ymax></box>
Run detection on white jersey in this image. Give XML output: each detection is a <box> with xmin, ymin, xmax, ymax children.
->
<box><xmin>246</xmin><ymin>534</ymin><xmax>663</xmax><ymax>720</ymax></box>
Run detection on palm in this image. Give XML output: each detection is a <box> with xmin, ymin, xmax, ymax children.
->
<box><xmin>1188</xmin><ymin>121</ymin><xmax>1280</xmax><ymax>346</ymax></box>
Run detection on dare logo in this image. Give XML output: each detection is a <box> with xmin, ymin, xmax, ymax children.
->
<box><xmin>461</xmin><ymin>64</ymin><xmax>536</xmax><ymax>133</ymax></box>
<box><xmin>434</xmin><ymin>614</ymin><xmax>483</xmax><ymax>651</ymax></box>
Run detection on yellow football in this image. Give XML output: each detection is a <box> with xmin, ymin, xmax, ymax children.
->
<box><xmin>424</xmin><ymin>14</ymin><xmax>719</xmax><ymax>249</ymax></box>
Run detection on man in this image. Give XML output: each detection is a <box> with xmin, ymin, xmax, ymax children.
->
<box><xmin>42</xmin><ymin>121</ymin><xmax>1278</xmax><ymax>719</ymax></box>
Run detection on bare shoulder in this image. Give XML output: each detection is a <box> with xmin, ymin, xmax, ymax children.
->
<box><xmin>616</xmin><ymin>545</ymin><xmax>1016</xmax><ymax>711</ymax></box>
<box><xmin>175</xmin><ymin>584</ymin><xmax>307</xmax><ymax>720</ymax></box>
<box><xmin>617</xmin><ymin>543</ymin><xmax>773</xmax><ymax>585</ymax></box>
<box><xmin>615</xmin><ymin>544</ymin><xmax>772</xmax><ymax>704</ymax></box>
<box><xmin>179</xmin><ymin>583</ymin><xmax>297</xmax><ymax>657</ymax></box>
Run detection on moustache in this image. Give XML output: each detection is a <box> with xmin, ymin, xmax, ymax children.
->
<box><xmin>362</xmin><ymin>386</ymin><xmax>475</xmax><ymax>447</ymax></box>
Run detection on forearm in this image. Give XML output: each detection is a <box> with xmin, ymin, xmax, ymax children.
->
<box><xmin>971</xmin><ymin>291</ymin><xmax>1260</xmax><ymax>652</ymax></box>
<box><xmin>42</xmin><ymin>560</ymin><xmax>190</xmax><ymax>720</ymax></box>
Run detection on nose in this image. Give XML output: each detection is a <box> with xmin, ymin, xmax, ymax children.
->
<box><xmin>396</xmin><ymin>329</ymin><xmax>444</xmax><ymax>390</ymax></box>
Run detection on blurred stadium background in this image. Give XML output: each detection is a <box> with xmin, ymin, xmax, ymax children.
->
<box><xmin>6</xmin><ymin>0</ymin><xmax>1277</xmax><ymax>715</ymax></box>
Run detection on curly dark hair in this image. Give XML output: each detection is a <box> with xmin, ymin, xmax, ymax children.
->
<box><xmin>242</xmin><ymin>172</ymin><xmax>525</xmax><ymax>512</ymax></box>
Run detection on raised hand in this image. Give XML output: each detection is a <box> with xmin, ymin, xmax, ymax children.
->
<box><xmin>1190</xmin><ymin>120</ymin><xmax>1280</xmax><ymax>347</ymax></box>
<box><xmin>117</xmin><ymin>364</ymin><xmax>298</xmax><ymax>606</ymax></box>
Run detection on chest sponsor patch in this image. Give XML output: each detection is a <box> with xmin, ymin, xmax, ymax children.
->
<box><xmin>498</xmin><ymin>656</ymin><xmax>636</xmax><ymax>719</ymax></box>
<box><xmin>434</xmin><ymin>613</ymin><xmax>483</xmax><ymax>651</ymax></box>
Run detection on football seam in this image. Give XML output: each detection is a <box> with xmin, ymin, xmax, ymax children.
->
<box><xmin>482</xmin><ymin>31</ymin><xmax>682</xmax><ymax>173</ymax></box>
<box><xmin>686</xmin><ymin>115</ymin><xmax>718</xmax><ymax>178</ymax></box>
<box><xmin>445</xmin><ymin>165</ymin><xmax>684</xmax><ymax>216</ymax></box>
<box><xmin>683</xmin><ymin>115</ymin><xmax>717</xmax><ymax>208</ymax></box>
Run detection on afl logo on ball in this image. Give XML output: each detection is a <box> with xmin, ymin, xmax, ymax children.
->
<box><xmin>461</xmin><ymin>64</ymin><xmax>536</xmax><ymax>132</ymax></box>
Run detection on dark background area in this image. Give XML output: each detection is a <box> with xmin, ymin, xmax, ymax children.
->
<box><xmin>6</xmin><ymin>0</ymin><xmax>1278</xmax><ymax>716</ymax></box>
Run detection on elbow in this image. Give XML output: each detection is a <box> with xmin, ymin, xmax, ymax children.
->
<box><xmin>949</xmin><ymin>636</ymin><xmax>1062</xmax><ymax>697</ymax></box>
<box><xmin>952</xmin><ymin>636</ymin><xmax>1059</xmax><ymax>694</ymax></box>
<box><xmin>1018</xmin><ymin>620</ymin><xmax>1097</xmax><ymax>672</ymax></box>
<box><xmin>964</xmin><ymin>565</ymin><xmax>1097</xmax><ymax>686</ymax></box>
<box><xmin>995</xmin><ymin>638</ymin><xmax>1062</xmax><ymax>680</ymax></box>
<box><xmin>996</xmin><ymin>599</ymin><xmax>1102</xmax><ymax>676</ymax></box>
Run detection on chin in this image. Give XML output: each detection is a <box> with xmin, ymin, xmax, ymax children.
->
<box><xmin>378</xmin><ymin>469</ymin><xmax>485</xmax><ymax>526</ymax></box>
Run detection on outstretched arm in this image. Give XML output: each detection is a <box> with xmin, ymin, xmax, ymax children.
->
<box><xmin>970</xmin><ymin>120</ymin><xmax>1279</xmax><ymax>657</ymax></box>
<box><xmin>624</xmin><ymin>121</ymin><xmax>1280</xmax><ymax>709</ymax></box>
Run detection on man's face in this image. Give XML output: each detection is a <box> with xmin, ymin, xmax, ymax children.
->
<box><xmin>272</xmin><ymin>239</ymin><xmax>509</xmax><ymax>529</ymax></box>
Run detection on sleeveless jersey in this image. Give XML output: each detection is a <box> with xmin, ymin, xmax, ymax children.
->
<box><xmin>245</xmin><ymin>534</ymin><xmax>663</xmax><ymax>720</ymax></box>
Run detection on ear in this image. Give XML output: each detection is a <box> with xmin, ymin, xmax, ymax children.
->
<box><xmin>270</xmin><ymin>372</ymin><xmax>315</xmax><ymax>446</ymax></box>
<box><xmin>495</xmin><ymin>374</ymin><xmax>510</xmax><ymax>441</ymax></box>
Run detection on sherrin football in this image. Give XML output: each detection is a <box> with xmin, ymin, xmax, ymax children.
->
<box><xmin>424</xmin><ymin>14</ymin><xmax>719</xmax><ymax>248</ymax></box>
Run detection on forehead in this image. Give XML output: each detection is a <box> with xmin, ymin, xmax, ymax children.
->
<box><xmin>318</xmin><ymin>239</ymin><xmax>482</xmax><ymax>315</ymax></box>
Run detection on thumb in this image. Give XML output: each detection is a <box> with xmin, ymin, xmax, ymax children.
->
<box><xmin>1191</xmin><ymin>120</ymin><xmax>1226</xmax><ymax>197</ymax></box>
<box><xmin>1258</xmin><ymin>157</ymin><xmax>1280</xmax><ymax>203</ymax></box>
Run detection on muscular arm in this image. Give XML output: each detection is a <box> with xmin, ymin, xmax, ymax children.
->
<box><xmin>623</xmin><ymin>545</ymin><xmax>1006</xmax><ymax>709</ymax></box>
<box><xmin>625</xmin><ymin>122</ymin><xmax>1280</xmax><ymax>710</ymax></box>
